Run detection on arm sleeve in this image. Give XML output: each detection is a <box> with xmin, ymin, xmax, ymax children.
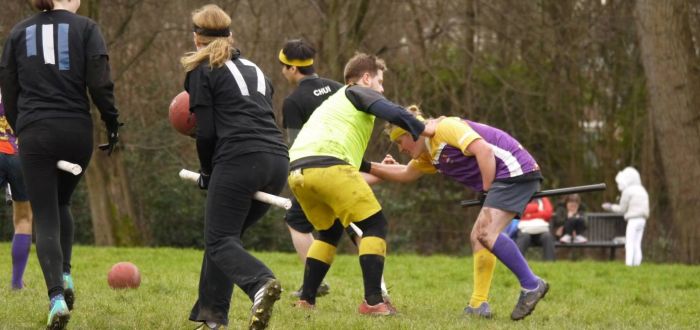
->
<box><xmin>84</xmin><ymin>24</ymin><xmax>118</xmax><ymax>127</ymax></box>
<box><xmin>407</xmin><ymin>154</ymin><xmax>438</xmax><ymax>174</ymax></box>
<box><xmin>610</xmin><ymin>190</ymin><xmax>630</xmax><ymax>214</ymax></box>
<box><xmin>186</xmin><ymin>69</ymin><xmax>216</xmax><ymax>174</ymax></box>
<box><xmin>86</xmin><ymin>55</ymin><xmax>119</xmax><ymax>127</ymax></box>
<box><xmin>345</xmin><ymin>86</ymin><xmax>425</xmax><ymax>140</ymax></box>
<box><xmin>0</xmin><ymin>37</ymin><xmax>19</xmax><ymax>130</ymax></box>
<box><xmin>435</xmin><ymin>118</ymin><xmax>482</xmax><ymax>155</ymax></box>
<box><xmin>527</xmin><ymin>198</ymin><xmax>553</xmax><ymax>221</ymax></box>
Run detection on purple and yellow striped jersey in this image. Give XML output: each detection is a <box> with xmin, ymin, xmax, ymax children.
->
<box><xmin>408</xmin><ymin>117</ymin><xmax>539</xmax><ymax>191</ymax></box>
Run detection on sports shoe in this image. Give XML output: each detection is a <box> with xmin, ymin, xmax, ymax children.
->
<box><xmin>46</xmin><ymin>295</ymin><xmax>70</xmax><ymax>330</ymax></box>
<box><xmin>291</xmin><ymin>300</ymin><xmax>315</xmax><ymax>310</ymax></box>
<box><xmin>381</xmin><ymin>294</ymin><xmax>397</xmax><ymax>314</ymax></box>
<box><xmin>194</xmin><ymin>322</ymin><xmax>227</xmax><ymax>329</ymax></box>
<box><xmin>249</xmin><ymin>278</ymin><xmax>282</xmax><ymax>330</ymax></box>
<box><xmin>291</xmin><ymin>282</ymin><xmax>330</xmax><ymax>298</ymax></box>
<box><xmin>559</xmin><ymin>234</ymin><xmax>572</xmax><ymax>243</ymax></box>
<box><xmin>358</xmin><ymin>300</ymin><xmax>396</xmax><ymax>316</ymax></box>
<box><xmin>574</xmin><ymin>235</ymin><xmax>588</xmax><ymax>243</ymax></box>
<box><xmin>63</xmin><ymin>273</ymin><xmax>75</xmax><ymax>311</ymax></box>
<box><xmin>511</xmin><ymin>278</ymin><xmax>549</xmax><ymax>321</ymax></box>
<box><xmin>464</xmin><ymin>302</ymin><xmax>493</xmax><ymax>319</ymax></box>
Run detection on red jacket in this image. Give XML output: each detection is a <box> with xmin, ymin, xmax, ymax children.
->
<box><xmin>521</xmin><ymin>197</ymin><xmax>553</xmax><ymax>222</ymax></box>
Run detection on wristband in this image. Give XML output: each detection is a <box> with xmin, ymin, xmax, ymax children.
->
<box><xmin>359</xmin><ymin>159</ymin><xmax>372</xmax><ymax>173</ymax></box>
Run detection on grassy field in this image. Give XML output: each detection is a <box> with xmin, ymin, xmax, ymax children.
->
<box><xmin>1</xmin><ymin>243</ymin><xmax>698</xmax><ymax>329</ymax></box>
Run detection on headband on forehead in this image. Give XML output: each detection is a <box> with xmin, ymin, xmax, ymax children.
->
<box><xmin>193</xmin><ymin>24</ymin><xmax>231</xmax><ymax>37</ymax></box>
<box><xmin>278</xmin><ymin>49</ymin><xmax>314</xmax><ymax>67</ymax></box>
<box><xmin>388</xmin><ymin>115</ymin><xmax>425</xmax><ymax>142</ymax></box>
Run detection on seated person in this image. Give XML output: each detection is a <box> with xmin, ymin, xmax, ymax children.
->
<box><xmin>515</xmin><ymin>197</ymin><xmax>556</xmax><ymax>261</ymax></box>
<box><xmin>556</xmin><ymin>194</ymin><xmax>587</xmax><ymax>243</ymax></box>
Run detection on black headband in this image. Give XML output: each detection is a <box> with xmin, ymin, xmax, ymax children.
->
<box><xmin>193</xmin><ymin>24</ymin><xmax>230</xmax><ymax>37</ymax></box>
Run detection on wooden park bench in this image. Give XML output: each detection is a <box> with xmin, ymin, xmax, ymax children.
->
<box><xmin>555</xmin><ymin>212</ymin><xmax>626</xmax><ymax>260</ymax></box>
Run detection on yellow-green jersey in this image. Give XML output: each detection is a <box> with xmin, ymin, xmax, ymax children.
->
<box><xmin>289</xmin><ymin>85</ymin><xmax>425</xmax><ymax>170</ymax></box>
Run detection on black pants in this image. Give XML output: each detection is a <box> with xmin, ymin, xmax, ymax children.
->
<box><xmin>516</xmin><ymin>231</ymin><xmax>556</xmax><ymax>261</ymax></box>
<box><xmin>189</xmin><ymin>152</ymin><xmax>288</xmax><ymax>325</ymax></box>
<box><xmin>563</xmin><ymin>219</ymin><xmax>587</xmax><ymax>236</ymax></box>
<box><xmin>18</xmin><ymin>118</ymin><xmax>93</xmax><ymax>298</ymax></box>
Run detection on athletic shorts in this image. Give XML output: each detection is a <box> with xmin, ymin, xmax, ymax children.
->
<box><xmin>483</xmin><ymin>178</ymin><xmax>540</xmax><ymax>215</ymax></box>
<box><xmin>288</xmin><ymin>164</ymin><xmax>382</xmax><ymax>231</ymax></box>
<box><xmin>0</xmin><ymin>153</ymin><xmax>28</xmax><ymax>201</ymax></box>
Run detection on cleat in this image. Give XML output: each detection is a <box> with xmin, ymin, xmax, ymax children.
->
<box><xmin>194</xmin><ymin>322</ymin><xmax>227</xmax><ymax>329</ymax></box>
<box><xmin>381</xmin><ymin>295</ymin><xmax>397</xmax><ymax>314</ymax></box>
<box><xmin>291</xmin><ymin>300</ymin><xmax>315</xmax><ymax>310</ymax></box>
<box><xmin>63</xmin><ymin>273</ymin><xmax>74</xmax><ymax>311</ymax></box>
<box><xmin>46</xmin><ymin>295</ymin><xmax>70</xmax><ymax>330</ymax></box>
<box><xmin>464</xmin><ymin>302</ymin><xmax>493</xmax><ymax>319</ymax></box>
<box><xmin>291</xmin><ymin>282</ymin><xmax>330</xmax><ymax>298</ymax></box>
<box><xmin>249</xmin><ymin>278</ymin><xmax>282</xmax><ymax>330</ymax></box>
<box><xmin>358</xmin><ymin>300</ymin><xmax>396</xmax><ymax>316</ymax></box>
<box><xmin>511</xmin><ymin>278</ymin><xmax>549</xmax><ymax>321</ymax></box>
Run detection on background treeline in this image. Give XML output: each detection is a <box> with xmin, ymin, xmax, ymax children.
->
<box><xmin>1</xmin><ymin>0</ymin><xmax>698</xmax><ymax>263</ymax></box>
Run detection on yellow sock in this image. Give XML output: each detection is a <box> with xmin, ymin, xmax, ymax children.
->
<box><xmin>469</xmin><ymin>248</ymin><xmax>497</xmax><ymax>307</ymax></box>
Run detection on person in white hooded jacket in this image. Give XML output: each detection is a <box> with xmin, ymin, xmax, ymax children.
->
<box><xmin>602</xmin><ymin>167</ymin><xmax>649</xmax><ymax>266</ymax></box>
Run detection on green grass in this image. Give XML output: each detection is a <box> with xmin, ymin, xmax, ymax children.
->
<box><xmin>1</xmin><ymin>243</ymin><xmax>698</xmax><ymax>329</ymax></box>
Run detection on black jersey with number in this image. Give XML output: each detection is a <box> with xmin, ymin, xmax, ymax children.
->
<box><xmin>185</xmin><ymin>51</ymin><xmax>288</xmax><ymax>173</ymax></box>
<box><xmin>0</xmin><ymin>9</ymin><xmax>118</xmax><ymax>133</ymax></box>
<box><xmin>282</xmin><ymin>75</ymin><xmax>343</xmax><ymax>131</ymax></box>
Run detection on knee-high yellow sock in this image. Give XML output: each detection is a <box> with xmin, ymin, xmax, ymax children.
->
<box><xmin>469</xmin><ymin>248</ymin><xmax>497</xmax><ymax>307</ymax></box>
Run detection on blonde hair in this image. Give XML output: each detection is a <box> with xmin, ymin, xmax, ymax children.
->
<box><xmin>181</xmin><ymin>5</ymin><xmax>234</xmax><ymax>72</ymax></box>
<box><xmin>384</xmin><ymin>104</ymin><xmax>424</xmax><ymax>140</ymax></box>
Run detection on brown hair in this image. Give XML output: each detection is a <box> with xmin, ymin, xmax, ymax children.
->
<box><xmin>180</xmin><ymin>5</ymin><xmax>234</xmax><ymax>72</ymax></box>
<box><xmin>343</xmin><ymin>52</ymin><xmax>386</xmax><ymax>84</ymax></box>
<box><xmin>33</xmin><ymin>0</ymin><xmax>54</xmax><ymax>11</ymax></box>
<box><xmin>565</xmin><ymin>194</ymin><xmax>581</xmax><ymax>203</ymax></box>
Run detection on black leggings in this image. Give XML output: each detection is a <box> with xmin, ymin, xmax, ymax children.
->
<box><xmin>19</xmin><ymin>118</ymin><xmax>93</xmax><ymax>298</ymax></box>
<box><xmin>189</xmin><ymin>152</ymin><xmax>288</xmax><ymax>325</ymax></box>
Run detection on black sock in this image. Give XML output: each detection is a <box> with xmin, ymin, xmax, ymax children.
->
<box><xmin>300</xmin><ymin>258</ymin><xmax>331</xmax><ymax>305</ymax></box>
<box><xmin>48</xmin><ymin>286</ymin><xmax>64</xmax><ymax>299</ymax></box>
<box><xmin>359</xmin><ymin>254</ymin><xmax>385</xmax><ymax>305</ymax></box>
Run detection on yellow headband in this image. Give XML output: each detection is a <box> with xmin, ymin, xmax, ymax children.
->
<box><xmin>389</xmin><ymin>127</ymin><xmax>408</xmax><ymax>142</ymax></box>
<box><xmin>278</xmin><ymin>49</ymin><xmax>313</xmax><ymax>67</ymax></box>
<box><xmin>388</xmin><ymin>115</ymin><xmax>425</xmax><ymax>142</ymax></box>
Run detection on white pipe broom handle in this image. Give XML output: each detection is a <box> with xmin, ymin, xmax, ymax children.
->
<box><xmin>178</xmin><ymin>169</ymin><xmax>292</xmax><ymax>210</ymax></box>
<box><xmin>57</xmin><ymin>160</ymin><xmax>82</xmax><ymax>176</ymax></box>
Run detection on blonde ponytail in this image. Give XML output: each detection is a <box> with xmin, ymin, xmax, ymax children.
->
<box><xmin>181</xmin><ymin>38</ymin><xmax>234</xmax><ymax>72</ymax></box>
<box><xmin>180</xmin><ymin>4</ymin><xmax>234</xmax><ymax>72</ymax></box>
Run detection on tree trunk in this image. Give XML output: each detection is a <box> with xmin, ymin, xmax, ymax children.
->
<box><xmin>79</xmin><ymin>0</ymin><xmax>143</xmax><ymax>246</ymax></box>
<box><xmin>634</xmin><ymin>0</ymin><xmax>700</xmax><ymax>263</ymax></box>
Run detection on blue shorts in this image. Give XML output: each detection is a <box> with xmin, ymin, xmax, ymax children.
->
<box><xmin>0</xmin><ymin>153</ymin><xmax>28</xmax><ymax>201</ymax></box>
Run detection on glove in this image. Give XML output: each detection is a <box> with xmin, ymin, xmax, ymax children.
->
<box><xmin>601</xmin><ymin>202</ymin><xmax>612</xmax><ymax>211</ymax></box>
<box><xmin>197</xmin><ymin>171</ymin><xmax>211</xmax><ymax>190</ymax></box>
<box><xmin>99</xmin><ymin>120</ymin><xmax>123</xmax><ymax>156</ymax></box>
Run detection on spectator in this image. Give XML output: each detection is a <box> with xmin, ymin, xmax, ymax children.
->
<box><xmin>558</xmin><ymin>194</ymin><xmax>588</xmax><ymax>243</ymax></box>
<box><xmin>602</xmin><ymin>166</ymin><xmax>649</xmax><ymax>266</ymax></box>
<box><xmin>515</xmin><ymin>197</ymin><xmax>556</xmax><ymax>261</ymax></box>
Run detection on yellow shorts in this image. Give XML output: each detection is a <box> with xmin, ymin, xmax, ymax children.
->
<box><xmin>288</xmin><ymin>165</ymin><xmax>382</xmax><ymax>230</ymax></box>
